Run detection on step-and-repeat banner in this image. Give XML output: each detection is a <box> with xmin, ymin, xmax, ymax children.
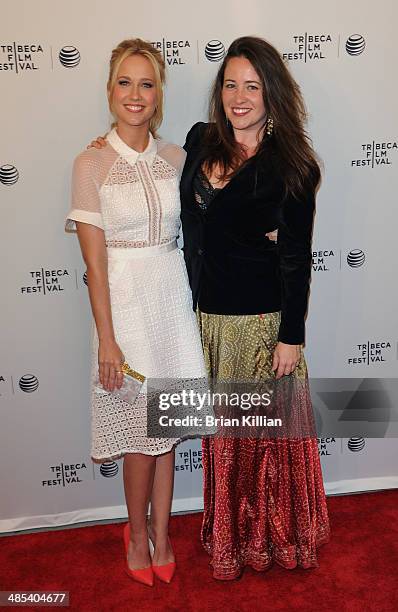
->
<box><xmin>1</xmin><ymin>0</ymin><xmax>397</xmax><ymax>531</ymax></box>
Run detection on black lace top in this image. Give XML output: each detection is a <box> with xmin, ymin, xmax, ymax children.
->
<box><xmin>193</xmin><ymin>167</ymin><xmax>220</xmax><ymax>211</ymax></box>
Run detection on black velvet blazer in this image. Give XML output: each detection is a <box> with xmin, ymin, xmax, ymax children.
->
<box><xmin>180</xmin><ymin>122</ymin><xmax>315</xmax><ymax>345</ymax></box>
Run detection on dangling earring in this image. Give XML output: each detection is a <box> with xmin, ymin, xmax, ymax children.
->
<box><xmin>266</xmin><ymin>116</ymin><xmax>274</xmax><ymax>136</ymax></box>
<box><xmin>225</xmin><ymin>114</ymin><xmax>231</xmax><ymax>128</ymax></box>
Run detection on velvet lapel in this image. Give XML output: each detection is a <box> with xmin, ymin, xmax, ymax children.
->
<box><xmin>180</xmin><ymin>144</ymin><xmax>207</xmax><ymax>213</ymax></box>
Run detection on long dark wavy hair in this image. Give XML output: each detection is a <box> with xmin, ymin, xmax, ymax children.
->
<box><xmin>202</xmin><ymin>36</ymin><xmax>321</xmax><ymax>197</ymax></box>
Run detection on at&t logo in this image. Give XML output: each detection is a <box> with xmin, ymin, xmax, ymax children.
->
<box><xmin>347</xmin><ymin>249</ymin><xmax>365</xmax><ymax>268</ymax></box>
<box><xmin>19</xmin><ymin>374</ymin><xmax>39</xmax><ymax>393</ymax></box>
<box><xmin>347</xmin><ymin>437</ymin><xmax>365</xmax><ymax>452</ymax></box>
<box><xmin>0</xmin><ymin>164</ymin><xmax>19</xmax><ymax>185</ymax></box>
<box><xmin>59</xmin><ymin>46</ymin><xmax>80</xmax><ymax>68</ymax></box>
<box><xmin>0</xmin><ymin>373</ymin><xmax>39</xmax><ymax>397</ymax></box>
<box><xmin>346</xmin><ymin>35</ymin><xmax>366</xmax><ymax>56</ymax></box>
<box><xmin>348</xmin><ymin>341</ymin><xmax>392</xmax><ymax>365</ymax></box>
<box><xmin>205</xmin><ymin>40</ymin><xmax>226</xmax><ymax>62</ymax></box>
<box><xmin>100</xmin><ymin>461</ymin><xmax>119</xmax><ymax>478</ymax></box>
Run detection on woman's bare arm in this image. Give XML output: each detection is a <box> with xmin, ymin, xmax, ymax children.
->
<box><xmin>76</xmin><ymin>222</ymin><xmax>124</xmax><ymax>391</ymax></box>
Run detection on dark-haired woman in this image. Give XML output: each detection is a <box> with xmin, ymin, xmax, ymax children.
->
<box><xmin>180</xmin><ymin>36</ymin><xmax>330</xmax><ymax>580</ymax></box>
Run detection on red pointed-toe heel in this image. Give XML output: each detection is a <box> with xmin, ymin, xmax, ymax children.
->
<box><xmin>123</xmin><ymin>523</ymin><xmax>154</xmax><ymax>587</ymax></box>
<box><xmin>148</xmin><ymin>537</ymin><xmax>176</xmax><ymax>584</ymax></box>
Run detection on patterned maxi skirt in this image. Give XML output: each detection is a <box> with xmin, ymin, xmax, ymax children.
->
<box><xmin>197</xmin><ymin>310</ymin><xmax>330</xmax><ymax>580</ymax></box>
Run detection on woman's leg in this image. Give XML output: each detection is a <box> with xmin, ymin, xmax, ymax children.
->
<box><xmin>123</xmin><ymin>453</ymin><xmax>156</xmax><ymax>569</ymax></box>
<box><xmin>148</xmin><ymin>448</ymin><xmax>175</xmax><ymax>565</ymax></box>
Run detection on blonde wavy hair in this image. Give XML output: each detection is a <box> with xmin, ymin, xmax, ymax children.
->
<box><xmin>107</xmin><ymin>38</ymin><xmax>165</xmax><ymax>137</ymax></box>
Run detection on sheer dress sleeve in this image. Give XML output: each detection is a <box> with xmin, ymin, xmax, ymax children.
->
<box><xmin>157</xmin><ymin>141</ymin><xmax>187</xmax><ymax>178</ymax></box>
<box><xmin>65</xmin><ymin>150</ymin><xmax>104</xmax><ymax>232</ymax></box>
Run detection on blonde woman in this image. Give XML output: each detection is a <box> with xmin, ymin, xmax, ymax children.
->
<box><xmin>66</xmin><ymin>39</ymin><xmax>206</xmax><ymax>586</ymax></box>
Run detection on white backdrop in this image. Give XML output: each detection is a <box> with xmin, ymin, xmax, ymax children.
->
<box><xmin>1</xmin><ymin>0</ymin><xmax>397</xmax><ymax>532</ymax></box>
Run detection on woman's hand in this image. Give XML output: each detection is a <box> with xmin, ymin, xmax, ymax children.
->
<box><xmin>87</xmin><ymin>135</ymin><xmax>107</xmax><ymax>150</ymax></box>
<box><xmin>98</xmin><ymin>339</ymin><xmax>125</xmax><ymax>391</ymax></box>
<box><xmin>266</xmin><ymin>229</ymin><xmax>278</xmax><ymax>242</ymax></box>
<box><xmin>272</xmin><ymin>342</ymin><xmax>300</xmax><ymax>379</ymax></box>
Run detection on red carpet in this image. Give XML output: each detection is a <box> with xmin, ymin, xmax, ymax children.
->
<box><xmin>1</xmin><ymin>490</ymin><xmax>397</xmax><ymax>612</ymax></box>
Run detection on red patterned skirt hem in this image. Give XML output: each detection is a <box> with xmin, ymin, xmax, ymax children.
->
<box><xmin>201</xmin><ymin>436</ymin><xmax>331</xmax><ymax>581</ymax></box>
<box><xmin>202</xmin><ymin>524</ymin><xmax>331</xmax><ymax>580</ymax></box>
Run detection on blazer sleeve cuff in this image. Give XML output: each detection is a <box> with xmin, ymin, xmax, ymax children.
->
<box><xmin>277</xmin><ymin>322</ymin><xmax>305</xmax><ymax>345</ymax></box>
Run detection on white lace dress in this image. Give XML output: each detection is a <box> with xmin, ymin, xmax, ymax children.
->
<box><xmin>66</xmin><ymin>128</ymin><xmax>206</xmax><ymax>459</ymax></box>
